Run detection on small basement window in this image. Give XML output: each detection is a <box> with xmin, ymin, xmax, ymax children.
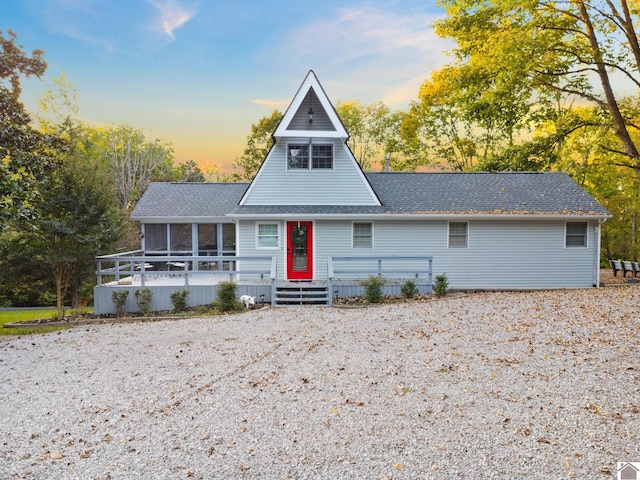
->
<box><xmin>566</xmin><ymin>222</ymin><xmax>587</xmax><ymax>247</ymax></box>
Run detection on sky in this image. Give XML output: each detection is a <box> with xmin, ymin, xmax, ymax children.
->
<box><xmin>0</xmin><ymin>0</ymin><xmax>451</xmax><ymax>172</ymax></box>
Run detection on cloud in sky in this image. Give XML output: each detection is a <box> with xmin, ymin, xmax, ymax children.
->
<box><xmin>252</xmin><ymin>99</ymin><xmax>290</xmax><ymax>108</ymax></box>
<box><xmin>147</xmin><ymin>0</ymin><xmax>196</xmax><ymax>40</ymax></box>
<box><xmin>265</xmin><ymin>6</ymin><xmax>451</xmax><ymax>107</ymax></box>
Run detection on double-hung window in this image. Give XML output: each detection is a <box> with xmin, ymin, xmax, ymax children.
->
<box><xmin>353</xmin><ymin>222</ymin><xmax>373</xmax><ymax>249</ymax></box>
<box><xmin>448</xmin><ymin>222</ymin><xmax>468</xmax><ymax>248</ymax></box>
<box><xmin>288</xmin><ymin>144</ymin><xmax>333</xmax><ymax>170</ymax></box>
<box><xmin>257</xmin><ymin>223</ymin><xmax>279</xmax><ymax>249</ymax></box>
<box><xmin>566</xmin><ymin>222</ymin><xmax>587</xmax><ymax>247</ymax></box>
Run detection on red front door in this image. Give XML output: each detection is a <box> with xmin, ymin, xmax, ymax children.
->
<box><xmin>287</xmin><ymin>221</ymin><xmax>313</xmax><ymax>280</ymax></box>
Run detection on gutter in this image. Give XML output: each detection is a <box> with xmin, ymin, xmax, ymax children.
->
<box><xmin>227</xmin><ymin>213</ymin><xmax>612</xmax><ymax>221</ymax></box>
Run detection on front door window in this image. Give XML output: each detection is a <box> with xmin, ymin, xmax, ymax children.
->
<box><xmin>287</xmin><ymin>221</ymin><xmax>313</xmax><ymax>280</ymax></box>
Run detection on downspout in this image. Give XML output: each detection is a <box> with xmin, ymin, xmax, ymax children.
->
<box><xmin>595</xmin><ymin>217</ymin><xmax>608</xmax><ymax>287</ymax></box>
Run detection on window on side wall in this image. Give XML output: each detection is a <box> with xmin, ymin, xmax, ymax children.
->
<box><xmin>257</xmin><ymin>223</ymin><xmax>279</xmax><ymax>249</ymax></box>
<box><xmin>353</xmin><ymin>222</ymin><xmax>373</xmax><ymax>249</ymax></box>
<box><xmin>566</xmin><ymin>222</ymin><xmax>587</xmax><ymax>247</ymax></box>
<box><xmin>448</xmin><ymin>222</ymin><xmax>468</xmax><ymax>248</ymax></box>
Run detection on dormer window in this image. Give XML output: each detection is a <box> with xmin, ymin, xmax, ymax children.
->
<box><xmin>288</xmin><ymin>144</ymin><xmax>333</xmax><ymax>170</ymax></box>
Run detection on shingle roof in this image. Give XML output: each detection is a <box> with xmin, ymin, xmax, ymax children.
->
<box><xmin>365</xmin><ymin>172</ymin><xmax>610</xmax><ymax>215</ymax></box>
<box><xmin>132</xmin><ymin>172</ymin><xmax>609</xmax><ymax>220</ymax></box>
<box><xmin>131</xmin><ymin>182</ymin><xmax>249</xmax><ymax>219</ymax></box>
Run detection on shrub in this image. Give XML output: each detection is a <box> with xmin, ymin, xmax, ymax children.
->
<box><xmin>360</xmin><ymin>275</ymin><xmax>385</xmax><ymax>304</ymax></box>
<box><xmin>433</xmin><ymin>273</ymin><xmax>449</xmax><ymax>297</ymax></box>
<box><xmin>401</xmin><ymin>279</ymin><xmax>419</xmax><ymax>299</ymax></box>
<box><xmin>112</xmin><ymin>290</ymin><xmax>129</xmax><ymax>317</ymax></box>
<box><xmin>217</xmin><ymin>281</ymin><xmax>238</xmax><ymax>312</ymax></box>
<box><xmin>170</xmin><ymin>289</ymin><xmax>190</xmax><ymax>313</ymax></box>
<box><xmin>134</xmin><ymin>288</ymin><xmax>153</xmax><ymax>316</ymax></box>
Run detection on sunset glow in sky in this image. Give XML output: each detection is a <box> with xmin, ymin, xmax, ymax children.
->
<box><xmin>1</xmin><ymin>0</ymin><xmax>451</xmax><ymax>172</ymax></box>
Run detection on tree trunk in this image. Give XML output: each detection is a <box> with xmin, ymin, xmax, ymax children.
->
<box><xmin>54</xmin><ymin>268</ymin><xmax>64</xmax><ymax>321</ymax></box>
<box><xmin>578</xmin><ymin>1</ymin><xmax>640</xmax><ymax>165</ymax></box>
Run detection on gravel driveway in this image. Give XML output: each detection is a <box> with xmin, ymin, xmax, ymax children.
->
<box><xmin>1</xmin><ymin>286</ymin><xmax>639</xmax><ymax>479</ymax></box>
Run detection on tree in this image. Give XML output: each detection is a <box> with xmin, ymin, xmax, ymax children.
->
<box><xmin>434</xmin><ymin>0</ymin><xmax>640</xmax><ymax>175</ymax></box>
<box><xmin>233</xmin><ymin>110</ymin><xmax>282</xmax><ymax>180</ymax></box>
<box><xmin>0</xmin><ymin>29</ymin><xmax>57</xmax><ymax>229</ymax></box>
<box><xmin>410</xmin><ymin>66</ymin><xmax>527</xmax><ymax>171</ymax></box>
<box><xmin>175</xmin><ymin>159</ymin><xmax>205</xmax><ymax>182</ymax></box>
<box><xmin>103</xmin><ymin>125</ymin><xmax>174</xmax><ymax>210</ymax></box>
<box><xmin>29</xmin><ymin>126</ymin><xmax>123</xmax><ymax>319</ymax></box>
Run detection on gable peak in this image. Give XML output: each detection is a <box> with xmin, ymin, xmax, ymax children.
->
<box><xmin>273</xmin><ymin>70</ymin><xmax>348</xmax><ymax>140</ymax></box>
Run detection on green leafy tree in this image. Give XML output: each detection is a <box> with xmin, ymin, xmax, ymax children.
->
<box><xmin>0</xmin><ymin>29</ymin><xmax>58</xmax><ymax>229</ymax></box>
<box><xmin>233</xmin><ymin>110</ymin><xmax>282</xmax><ymax>180</ymax></box>
<box><xmin>33</xmin><ymin>146</ymin><xmax>122</xmax><ymax>320</ymax></box>
<box><xmin>434</xmin><ymin>0</ymin><xmax>640</xmax><ymax>175</ymax></box>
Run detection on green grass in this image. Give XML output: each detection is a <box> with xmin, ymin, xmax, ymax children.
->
<box><xmin>0</xmin><ymin>307</ymin><xmax>92</xmax><ymax>336</ymax></box>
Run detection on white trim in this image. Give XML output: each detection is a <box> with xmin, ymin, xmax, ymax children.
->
<box><xmin>230</xmin><ymin>213</ymin><xmax>609</xmax><ymax>221</ymax></box>
<box><xmin>285</xmin><ymin>220</ymin><xmax>315</xmax><ymax>280</ymax></box>
<box><xmin>285</xmin><ymin>142</ymin><xmax>335</xmax><ymax>171</ymax></box>
<box><xmin>565</xmin><ymin>221</ymin><xmax>588</xmax><ymax>248</ymax></box>
<box><xmin>352</xmin><ymin>221</ymin><xmax>373</xmax><ymax>249</ymax></box>
<box><xmin>256</xmin><ymin>222</ymin><xmax>281</xmax><ymax>250</ymax></box>
<box><xmin>274</xmin><ymin>71</ymin><xmax>348</xmax><ymax>139</ymax></box>
<box><xmin>448</xmin><ymin>221</ymin><xmax>468</xmax><ymax>249</ymax></box>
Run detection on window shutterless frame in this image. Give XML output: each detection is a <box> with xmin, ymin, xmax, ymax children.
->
<box><xmin>256</xmin><ymin>222</ymin><xmax>280</xmax><ymax>250</ymax></box>
<box><xmin>448</xmin><ymin>221</ymin><xmax>468</xmax><ymax>248</ymax></box>
<box><xmin>287</xmin><ymin>143</ymin><xmax>333</xmax><ymax>170</ymax></box>
<box><xmin>352</xmin><ymin>222</ymin><xmax>373</xmax><ymax>249</ymax></box>
<box><xmin>565</xmin><ymin>221</ymin><xmax>588</xmax><ymax>248</ymax></box>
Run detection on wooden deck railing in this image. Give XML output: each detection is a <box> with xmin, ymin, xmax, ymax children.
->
<box><xmin>327</xmin><ymin>256</ymin><xmax>433</xmax><ymax>306</ymax></box>
<box><xmin>95</xmin><ymin>252</ymin><xmax>278</xmax><ymax>301</ymax></box>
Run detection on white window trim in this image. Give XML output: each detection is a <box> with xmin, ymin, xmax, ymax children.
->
<box><xmin>448</xmin><ymin>221</ymin><xmax>469</xmax><ymax>249</ymax></box>
<box><xmin>256</xmin><ymin>222</ymin><xmax>280</xmax><ymax>250</ymax></box>
<box><xmin>565</xmin><ymin>221</ymin><xmax>588</xmax><ymax>248</ymax></box>
<box><xmin>352</xmin><ymin>221</ymin><xmax>373</xmax><ymax>249</ymax></box>
<box><xmin>286</xmin><ymin>142</ymin><xmax>334</xmax><ymax>171</ymax></box>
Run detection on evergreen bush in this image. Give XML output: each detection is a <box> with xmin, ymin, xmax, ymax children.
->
<box><xmin>401</xmin><ymin>279</ymin><xmax>419</xmax><ymax>299</ymax></box>
<box><xmin>217</xmin><ymin>281</ymin><xmax>238</xmax><ymax>312</ymax></box>
<box><xmin>134</xmin><ymin>288</ymin><xmax>153</xmax><ymax>316</ymax></box>
<box><xmin>112</xmin><ymin>290</ymin><xmax>129</xmax><ymax>317</ymax></box>
<box><xmin>170</xmin><ymin>289</ymin><xmax>189</xmax><ymax>313</ymax></box>
<box><xmin>433</xmin><ymin>273</ymin><xmax>449</xmax><ymax>297</ymax></box>
<box><xmin>360</xmin><ymin>275</ymin><xmax>385</xmax><ymax>304</ymax></box>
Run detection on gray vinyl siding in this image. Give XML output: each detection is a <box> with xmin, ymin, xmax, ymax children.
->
<box><xmin>237</xmin><ymin>220</ymin><xmax>286</xmax><ymax>281</ymax></box>
<box><xmin>287</xmin><ymin>89</ymin><xmax>335</xmax><ymax>131</ymax></box>
<box><xmin>242</xmin><ymin>139</ymin><xmax>378</xmax><ymax>205</ymax></box>
<box><xmin>238</xmin><ymin>219</ymin><xmax>598</xmax><ymax>288</ymax></box>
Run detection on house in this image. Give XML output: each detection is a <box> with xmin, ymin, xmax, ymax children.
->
<box><xmin>93</xmin><ymin>71</ymin><xmax>610</xmax><ymax>314</ymax></box>
<box><xmin>619</xmin><ymin>463</ymin><xmax>640</xmax><ymax>480</ymax></box>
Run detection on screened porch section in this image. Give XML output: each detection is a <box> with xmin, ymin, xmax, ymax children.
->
<box><xmin>142</xmin><ymin>222</ymin><xmax>236</xmax><ymax>267</ymax></box>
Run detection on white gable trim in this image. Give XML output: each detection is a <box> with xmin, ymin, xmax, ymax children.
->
<box><xmin>273</xmin><ymin>70</ymin><xmax>348</xmax><ymax>140</ymax></box>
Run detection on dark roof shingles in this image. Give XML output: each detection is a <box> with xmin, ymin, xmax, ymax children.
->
<box><xmin>132</xmin><ymin>173</ymin><xmax>609</xmax><ymax>219</ymax></box>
